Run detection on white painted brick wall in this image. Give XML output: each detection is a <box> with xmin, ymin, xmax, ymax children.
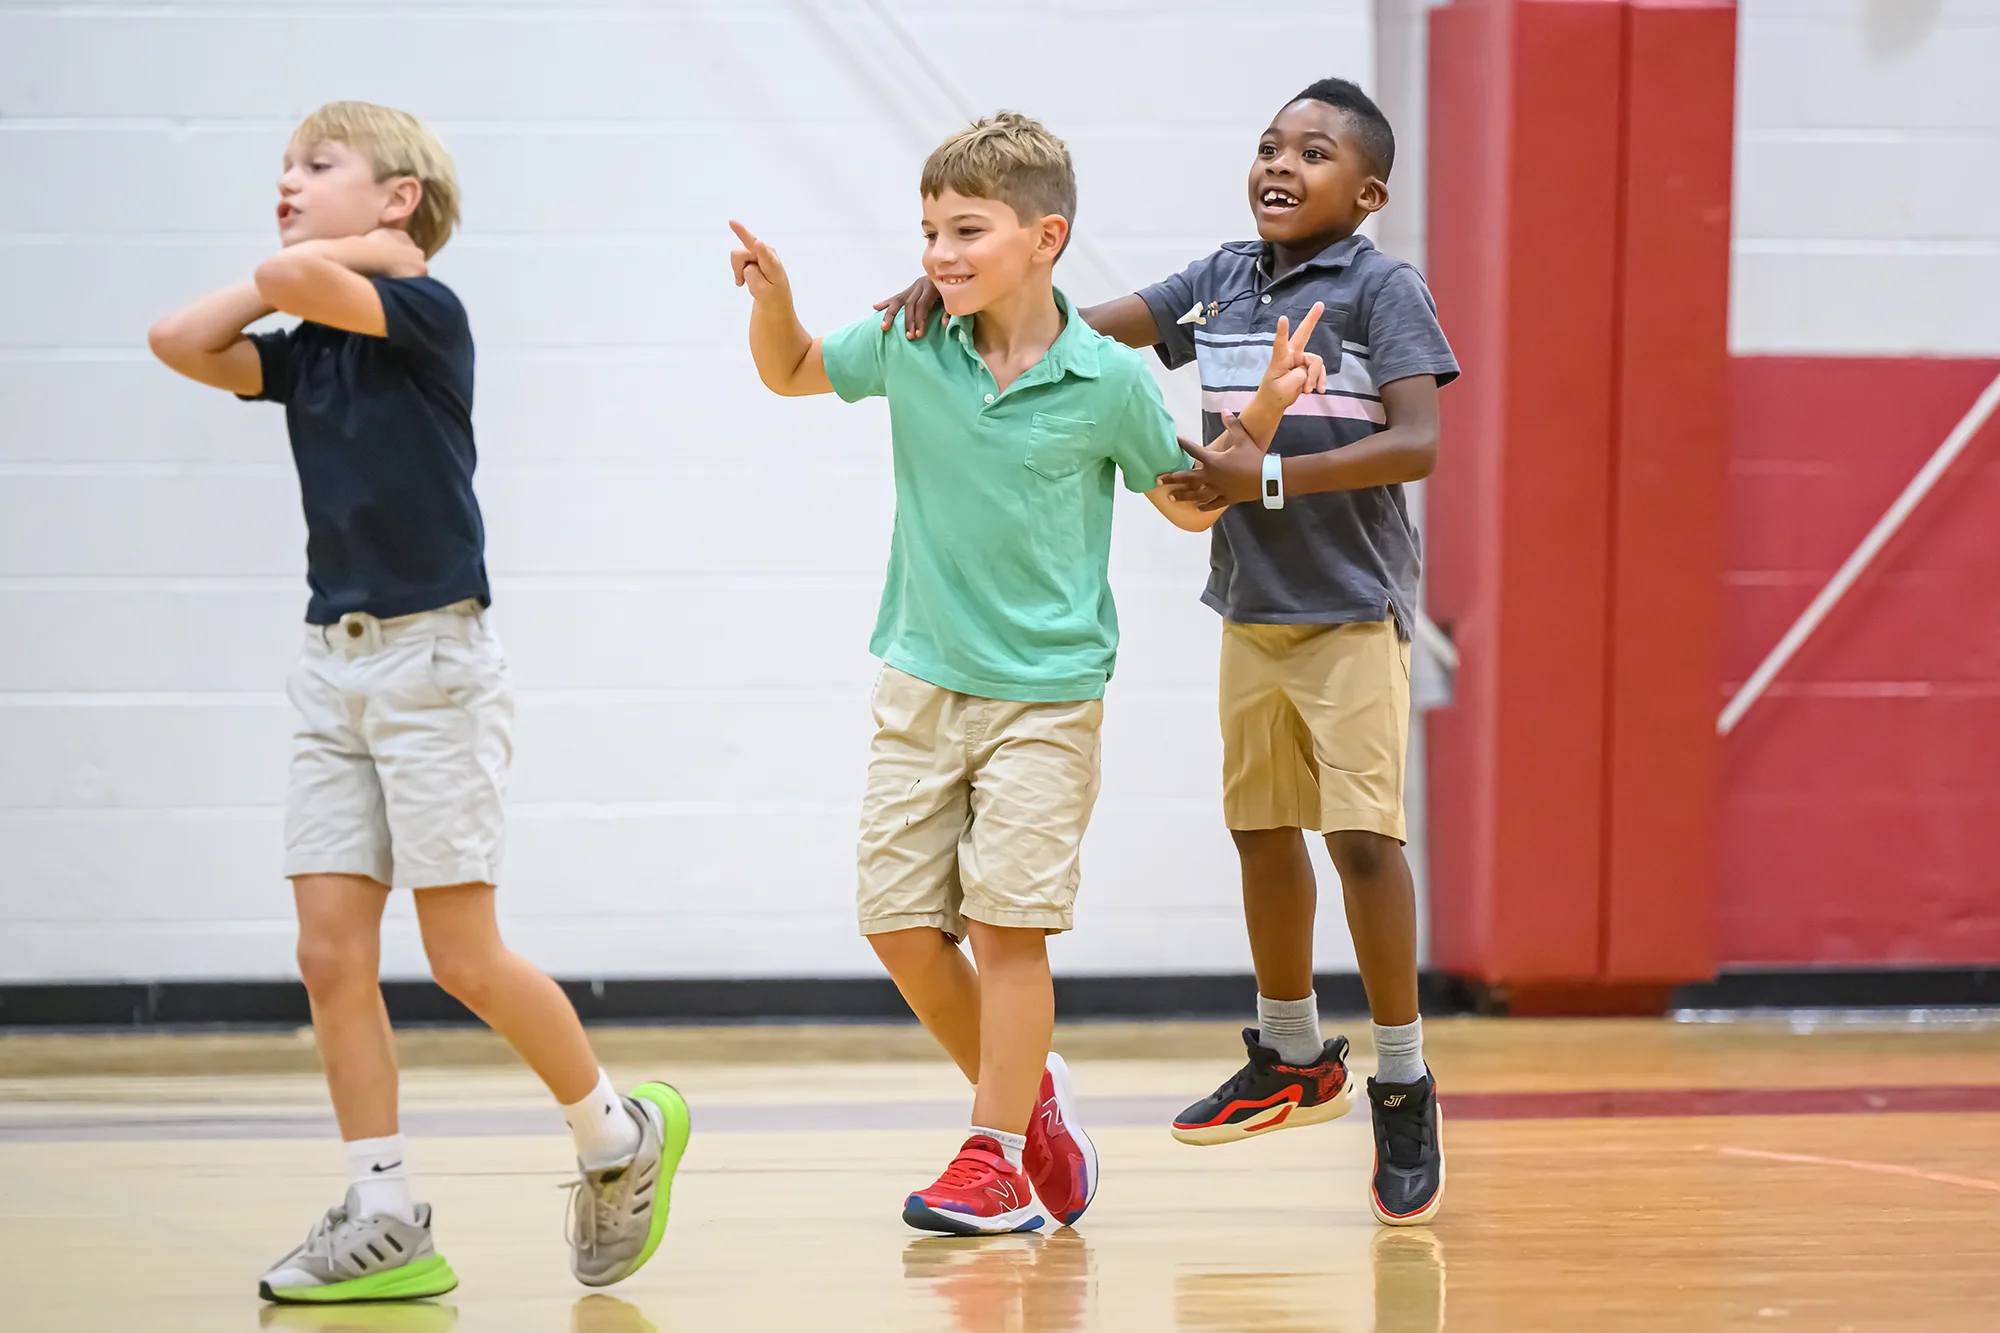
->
<box><xmin>0</xmin><ymin>1</ymin><xmax>1377</xmax><ymax>983</ymax></box>
<box><xmin>1733</xmin><ymin>0</ymin><xmax>2000</xmax><ymax>353</ymax></box>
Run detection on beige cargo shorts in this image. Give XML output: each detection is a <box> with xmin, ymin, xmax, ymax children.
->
<box><xmin>856</xmin><ymin>666</ymin><xmax>1104</xmax><ymax>938</ymax></box>
<box><xmin>1219</xmin><ymin>619</ymin><xmax>1411</xmax><ymax>840</ymax></box>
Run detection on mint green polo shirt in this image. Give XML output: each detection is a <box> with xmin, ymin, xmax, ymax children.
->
<box><xmin>821</xmin><ymin>289</ymin><xmax>1188</xmax><ymax>702</ymax></box>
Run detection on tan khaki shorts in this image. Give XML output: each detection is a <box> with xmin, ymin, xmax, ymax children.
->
<box><xmin>856</xmin><ymin>666</ymin><xmax>1103</xmax><ymax>937</ymax></box>
<box><xmin>1220</xmin><ymin>620</ymin><xmax>1411</xmax><ymax>839</ymax></box>
<box><xmin>284</xmin><ymin>601</ymin><xmax>513</xmax><ymax>890</ymax></box>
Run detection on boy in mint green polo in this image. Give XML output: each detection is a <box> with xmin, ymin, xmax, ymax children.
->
<box><xmin>729</xmin><ymin>111</ymin><xmax>1321</xmax><ymax>1238</ymax></box>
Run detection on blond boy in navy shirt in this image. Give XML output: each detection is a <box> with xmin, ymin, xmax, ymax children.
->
<box><xmin>148</xmin><ymin>101</ymin><xmax>688</xmax><ymax>1300</ymax></box>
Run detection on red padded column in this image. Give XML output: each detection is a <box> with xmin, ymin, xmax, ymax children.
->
<box><xmin>1600</xmin><ymin>0</ymin><xmax>1736</xmax><ymax>984</ymax></box>
<box><xmin>1425</xmin><ymin>0</ymin><xmax>1626</xmax><ymax>988</ymax></box>
<box><xmin>1425</xmin><ymin>0</ymin><xmax>1734</xmax><ymax>1009</ymax></box>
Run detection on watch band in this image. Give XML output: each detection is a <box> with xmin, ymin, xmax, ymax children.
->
<box><xmin>1261</xmin><ymin>451</ymin><xmax>1285</xmax><ymax>510</ymax></box>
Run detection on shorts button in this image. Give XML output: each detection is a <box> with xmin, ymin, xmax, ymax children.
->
<box><xmin>345</xmin><ymin>622</ymin><xmax>364</xmax><ymax>638</ymax></box>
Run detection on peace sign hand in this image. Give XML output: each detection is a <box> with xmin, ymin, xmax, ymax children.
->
<box><xmin>1259</xmin><ymin>301</ymin><xmax>1329</xmax><ymax>406</ymax></box>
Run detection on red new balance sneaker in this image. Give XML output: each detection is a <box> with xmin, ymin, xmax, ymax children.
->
<box><xmin>1023</xmin><ymin>1052</ymin><xmax>1100</xmax><ymax>1227</ymax></box>
<box><xmin>903</xmin><ymin>1136</ymin><xmax>1047</xmax><ymax>1236</ymax></box>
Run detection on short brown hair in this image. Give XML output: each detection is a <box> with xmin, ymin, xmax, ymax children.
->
<box><xmin>920</xmin><ymin>111</ymin><xmax>1076</xmax><ymax>230</ymax></box>
<box><xmin>292</xmin><ymin>101</ymin><xmax>461</xmax><ymax>258</ymax></box>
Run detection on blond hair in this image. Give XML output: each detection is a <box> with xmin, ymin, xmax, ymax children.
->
<box><xmin>292</xmin><ymin>101</ymin><xmax>460</xmax><ymax>257</ymax></box>
<box><xmin>920</xmin><ymin>111</ymin><xmax>1076</xmax><ymax>230</ymax></box>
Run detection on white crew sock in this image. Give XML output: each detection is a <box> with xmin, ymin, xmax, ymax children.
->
<box><xmin>971</xmin><ymin>1125</ymin><xmax>1026</xmax><ymax>1169</ymax></box>
<box><xmin>1372</xmin><ymin>1017</ymin><xmax>1427</xmax><ymax>1085</ymax></box>
<box><xmin>562</xmin><ymin>1068</ymin><xmax>644</xmax><ymax>1171</ymax></box>
<box><xmin>344</xmin><ymin>1134</ymin><xmax>418</xmax><ymax>1224</ymax></box>
<box><xmin>1257</xmin><ymin>992</ymin><xmax>1325</xmax><ymax>1066</ymax></box>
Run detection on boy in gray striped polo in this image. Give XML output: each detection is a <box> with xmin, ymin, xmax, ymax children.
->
<box><xmin>877</xmin><ymin>78</ymin><xmax>1458</xmax><ymax>1225</ymax></box>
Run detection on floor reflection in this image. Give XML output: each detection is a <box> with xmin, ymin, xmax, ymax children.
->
<box><xmin>254</xmin><ymin>1292</ymin><xmax>661</xmax><ymax>1333</ymax></box>
<box><xmin>903</xmin><ymin>1229</ymin><xmax>1093</xmax><ymax>1331</ymax></box>
<box><xmin>1174</xmin><ymin>1230</ymin><xmax>1446</xmax><ymax>1333</ymax></box>
<box><xmin>1371</xmin><ymin>1230</ymin><xmax>1446</xmax><ymax>1333</ymax></box>
<box><xmin>570</xmin><ymin>1295</ymin><xmax>660</xmax><ymax>1333</ymax></box>
<box><xmin>257</xmin><ymin>1302</ymin><xmax>459</xmax><ymax>1332</ymax></box>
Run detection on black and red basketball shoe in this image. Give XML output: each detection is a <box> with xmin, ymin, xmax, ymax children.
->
<box><xmin>1170</xmin><ymin>1029</ymin><xmax>1357</xmax><ymax>1146</ymax></box>
<box><xmin>1367</xmin><ymin>1071</ymin><xmax>1445</xmax><ymax>1225</ymax></box>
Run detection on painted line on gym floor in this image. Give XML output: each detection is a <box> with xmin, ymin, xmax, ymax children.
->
<box><xmin>4</xmin><ymin>1085</ymin><xmax>1998</xmax><ymax>1142</ymax></box>
<box><xmin>1717</xmin><ymin>1145</ymin><xmax>2000</xmax><ymax>1195</ymax></box>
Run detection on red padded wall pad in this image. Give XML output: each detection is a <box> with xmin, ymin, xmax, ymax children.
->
<box><xmin>1601</xmin><ymin>0</ymin><xmax>1736</xmax><ymax>983</ymax></box>
<box><xmin>1426</xmin><ymin>0</ymin><xmax>1735</xmax><ymax>994</ymax></box>
<box><xmin>1427</xmin><ymin>0</ymin><xmax>1626</xmax><ymax>983</ymax></box>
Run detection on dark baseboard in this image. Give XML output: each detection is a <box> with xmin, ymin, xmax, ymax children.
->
<box><xmin>2</xmin><ymin>967</ymin><xmax>1992</xmax><ymax>1030</ymax></box>
<box><xmin>1669</xmin><ymin>966</ymin><xmax>2000</xmax><ymax>1010</ymax></box>
<box><xmin>0</xmin><ymin>972</ymin><xmax>1475</xmax><ymax>1030</ymax></box>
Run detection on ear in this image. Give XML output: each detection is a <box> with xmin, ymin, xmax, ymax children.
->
<box><xmin>1036</xmin><ymin>213</ymin><xmax>1071</xmax><ymax>265</ymax></box>
<box><xmin>379</xmin><ymin>175</ymin><xmax>424</xmax><ymax>228</ymax></box>
<box><xmin>1358</xmin><ymin>177</ymin><xmax>1390</xmax><ymax>217</ymax></box>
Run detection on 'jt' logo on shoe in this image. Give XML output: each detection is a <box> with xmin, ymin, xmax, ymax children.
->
<box><xmin>1382</xmin><ymin>1094</ymin><xmax>1407</xmax><ymax>1107</ymax></box>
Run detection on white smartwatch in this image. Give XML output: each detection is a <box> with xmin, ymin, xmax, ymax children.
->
<box><xmin>1261</xmin><ymin>451</ymin><xmax>1285</xmax><ymax>510</ymax></box>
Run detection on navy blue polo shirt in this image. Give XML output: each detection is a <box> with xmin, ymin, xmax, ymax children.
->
<box><xmin>242</xmin><ymin>276</ymin><xmax>490</xmax><ymax>625</ymax></box>
<box><xmin>1137</xmin><ymin>235</ymin><xmax>1458</xmax><ymax>634</ymax></box>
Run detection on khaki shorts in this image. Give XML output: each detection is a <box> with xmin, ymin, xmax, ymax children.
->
<box><xmin>284</xmin><ymin>601</ymin><xmax>513</xmax><ymax>890</ymax></box>
<box><xmin>1220</xmin><ymin>619</ymin><xmax>1411</xmax><ymax>839</ymax></box>
<box><xmin>856</xmin><ymin>666</ymin><xmax>1103</xmax><ymax>938</ymax></box>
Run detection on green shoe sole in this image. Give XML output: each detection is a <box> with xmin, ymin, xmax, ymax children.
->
<box><xmin>623</xmin><ymin>1081</ymin><xmax>692</xmax><ymax>1280</ymax></box>
<box><xmin>261</xmin><ymin>1253</ymin><xmax>459</xmax><ymax>1305</ymax></box>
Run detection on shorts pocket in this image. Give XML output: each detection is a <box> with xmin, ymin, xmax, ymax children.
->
<box><xmin>429</xmin><ymin>632</ymin><xmax>509</xmax><ymax>712</ymax></box>
<box><xmin>1023</xmin><ymin>412</ymin><xmax>1097</xmax><ymax>481</ymax></box>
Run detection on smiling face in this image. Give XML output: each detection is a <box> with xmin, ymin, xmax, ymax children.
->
<box><xmin>1248</xmin><ymin>99</ymin><xmax>1387</xmax><ymax>253</ymax></box>
<box><xmin>920</xmin><ymin>189</ymin><xmax>1068</xmax><ymax>318</ymax></box>
<box><xmin>275</xmin><ymin>136</ymin><xmax>418</xmax><ymax>248</ymax></box>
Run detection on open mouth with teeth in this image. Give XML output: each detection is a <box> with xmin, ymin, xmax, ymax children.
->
<box><xmin>1259</xmin><ymin>188</ymin><xmax>1302</xmax><ymax>210</ymax></box>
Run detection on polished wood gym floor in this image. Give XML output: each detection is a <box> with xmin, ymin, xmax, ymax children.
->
<box><xmin>3</xmin><ymin>1015</ymin><xmax>1997</xmax><ymax>1331</ymax></box>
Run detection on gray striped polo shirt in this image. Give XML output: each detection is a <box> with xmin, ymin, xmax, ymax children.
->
<box><xmin>1137</xmin><ymin>234</ymin><xmax>1459</xmax><ymax>633</ymax></box>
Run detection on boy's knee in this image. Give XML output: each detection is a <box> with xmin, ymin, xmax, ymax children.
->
<box><xmin>425</xmin><ymin>942</ymin><xmax>501</xmax><ymax>1007</ymax></box>
<box><xmin>296</xmin><ymin>933</ymin><xmax>377</xmax><ymax>997</ymax></box>
<box><xmin>1326</xmin><ymin>829</ymin><xmax>1399</xmax><ymax>881</ymax></box>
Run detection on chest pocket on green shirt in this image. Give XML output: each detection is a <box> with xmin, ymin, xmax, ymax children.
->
<box><xmin>1023</xmin><ymin>413</ymin><xmax>1099</xmax><ymax>481</ymax></box>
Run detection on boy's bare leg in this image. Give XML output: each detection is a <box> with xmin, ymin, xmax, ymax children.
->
<box><xmin>964</xmin><ymin>921</ymin><xmax>1054</xmax><ymax>1136</ymax></box>
<box><xmin>412</xmin><ymin>883</ymin><xmax>598</xmax><ymax>1104</ymax></box>
<box><xmin>1231</xmin><ymin>827</ymin><xmax>1319</xmax><ymax>1002</ymax></box>
<box><xmin>293</xmin><ymin>873</ymin><xmax>398</xmax><ymax>1140</ymax></box>
<box><xmin>869</xmin><ymin>926</ymin><xmax>982</xmax><ymax>1082</ymax></box>
<box><xmin>1326</xmin><ymin>830</ymin><xmax>1421</xmax><ymax>1028</ymax></box>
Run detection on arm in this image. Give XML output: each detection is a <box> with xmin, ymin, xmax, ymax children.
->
<box><xmin>147</xmin><ymin>283</ymin><xmax>273</xmax><ymax>395</ymax></box>
<box><xmin>1280</xmin><ymin>375</ymin><xmax>1439</xmax><ymax>493</ymax></box>
<box><xmin>253</xmin><ymin>229</ymin><xmax>427</xmax><ymax>337</ymax></box>
<box><xmin>1146</xmin><ymin>453</ymin><xmax>1226</xmax><ymax>531</ymax></box>
<box><xmin>1160</xmin><ymin>375</ymin><xmax>1440</xmax><ymax>510</ymax></box>
<box><xmin>731</xmin><ymin>220</ymin><xmax>833</xmax><ymax>396</ymax></box>
<box><xmin>873</xmin><ymin>281</ymin><xmax>1163</xmax><ymax>350</ymax></box>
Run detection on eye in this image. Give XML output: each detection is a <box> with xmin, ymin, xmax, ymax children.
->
<box><xmin>1258</xmin><ymin>143</ymin><xmax>1277</xmax><ymax>157</ymax></box>
<box><xmin>1304</xmin><ymin>148</ymin><xmax>1325</xmax><ymax>161</ymax></box>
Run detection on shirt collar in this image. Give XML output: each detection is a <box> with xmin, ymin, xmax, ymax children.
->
<box><xmin>1225</xmin><ymin>232</ymin><xmax>1373</xmax><ymax>285</ymax></box>
<box><xmin>945</xmin><ymin>287</ymin><xmax>1102</xmax><ymax>380</ymax></box>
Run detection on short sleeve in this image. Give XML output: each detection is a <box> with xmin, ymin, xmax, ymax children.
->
<box><xmin>236</xmin><ymin>327</ymin><xmax>297</xmax><ymax>404</ymax></box>
<box><xmin>819</xmin><ymin>312</ymin><xmax>894</xmax><ymax>403</ymax></box>
<box><xmin>1108</xmin><ymin>365</ymin><xmax>1191</xmax><ymax>493</ymax></box>
<box><xmin>1134</xmin><ymin>257</ymin><xmax>1208</xmax><ymax>371</ymax></box>
<box><xmin>1368</xmin><ymin>267</ymin><xmax>1460</xmax><ymax>389</ymax></box>
<box><xmin>373</xmin><ymin>276</ymin><xmax>471</xmax><ymax>368</ymax></box>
